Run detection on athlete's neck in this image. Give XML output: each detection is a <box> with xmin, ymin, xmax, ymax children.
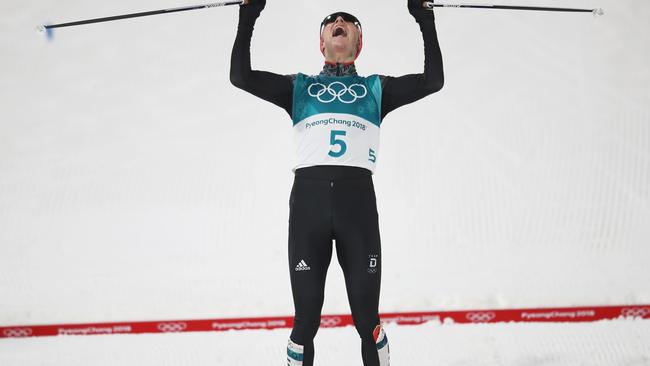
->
<box><xmin>320</xmin><ymin>62</ymin><xmax>358</xmax><ymax>77</ymax></box>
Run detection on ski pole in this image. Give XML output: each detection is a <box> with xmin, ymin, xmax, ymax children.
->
<box><xmin>422</xmin><ymin>2</ymin><xmax>605</xmax><ymax>16</ymax></box>
<box><xmin>37</xmin><ymin>0</ymin><xmax>247</xmax><ymax>34</ymax></box>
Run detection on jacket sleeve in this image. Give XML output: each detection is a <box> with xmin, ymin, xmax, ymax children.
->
<box><xmin>229</xmin><ymin>7</ymin><xmax>294</xmax><ymax>117</ymax></box>
<box><xmin>380</xmin><ymin>11</ymin><xmax>444</xmax><ymax>120</ymax></box>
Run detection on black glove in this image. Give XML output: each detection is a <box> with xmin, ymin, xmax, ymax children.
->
<box><xmin>240</xmin><ymin>0</ymin><xmax>266</xmax><ymax>20</ymax></box>
<box><xmin>408</xmin><ymin>0</ymin><xmax>434</xmax><ymax>22</ymax></box>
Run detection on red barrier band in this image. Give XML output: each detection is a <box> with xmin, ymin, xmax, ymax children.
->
<box><xmin>2</xmin><ymin>305</ymin><xmax>649</xmax><ymax>339</ymax></box>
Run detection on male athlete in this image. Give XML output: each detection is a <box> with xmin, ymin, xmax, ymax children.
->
<box><xmin>230</xmin><ymin>1</ymin><xmax>443</xmax><ymax>365</ymax></box>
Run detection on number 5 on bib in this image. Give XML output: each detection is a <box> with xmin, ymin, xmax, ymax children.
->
<box><xmin>329</xmin><ymin>130</ymin><xmax>347</xmax><ymax>158</ymax></box>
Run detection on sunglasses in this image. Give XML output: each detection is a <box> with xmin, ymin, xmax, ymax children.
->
<box><xmin>320</xmin><ymin>12</ymin><xmax>362</xmax><ymax>34</ymax></box>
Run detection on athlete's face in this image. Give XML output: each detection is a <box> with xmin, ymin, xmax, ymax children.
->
<box><xmin>320</xmin><ymin>15</ymin><xmax>361</xmax><ymax>62</ymax></box>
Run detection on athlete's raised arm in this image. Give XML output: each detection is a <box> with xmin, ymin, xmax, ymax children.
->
<box><xmin>380</xmin><ymin>0</ymin><xmax>444</xmax><ymax>119</ymax></box>
<box><xmin>229</xmin><ymin>0</ymin><xmax>293</xmax><ymax>116</ymax></box>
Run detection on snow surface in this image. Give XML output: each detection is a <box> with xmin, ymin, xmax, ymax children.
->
<box><xmin>1</xmin><ymin>320</ymin><xmax>650</xmax><ymax>366</ymax></box>
<box><xmin>1</xmin><ymin>0</ymin><xmax>650</xmax><ymax>363</ymax></box>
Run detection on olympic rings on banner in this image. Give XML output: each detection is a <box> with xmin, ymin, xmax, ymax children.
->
<box><xmin>157</xmin><ymin>322</ymin><xmax>187</xmax><ymax>333</ymax></box>
<box><xmin>620</xmin><ymin>307</ymin><xmax>650</xmax><ymax>318</ymax></box>
<box><xmin>465</xmin><ymin>312</ymin><xmax>496</xmax><ymax>323</ymax></box>
<box><xmin>320</xmin><ymin>316</ymin><xmax>343</xmax><ymax>327</ymax></box>
<box><xmin>3</xmin><ymin>328</ymin><xmax>33</xmax><ymax>338</ymax></box>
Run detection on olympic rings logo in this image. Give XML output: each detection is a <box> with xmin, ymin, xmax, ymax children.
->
<box><xmin>320</xmin><ymin>316</ymin><xmax>342</xmax><ymax>327</ymax></box>
<box><xmin>620</xmin><ymin>307</ymin><xmax>650</xmax><ymax>318</ymax></box>
<box><xmin>466</xmin><ymin>312</ymin><xmax>496</xmax><ymax>323</ymax></box>
<box><xmin>308</xmin><ymin>82</ymin><xmax>367</xmax><ymax>104</ymax></box>
<box><xmin>3</xmin><ymin>328</ymin><xmax>33</xmax><ymax>338</ymax></box>
<box><xmin>157</xmin><ymin>322</ymin><xmax>187</xmax><ymax>333</ymax></box>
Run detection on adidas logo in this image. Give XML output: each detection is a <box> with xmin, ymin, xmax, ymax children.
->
<box><xmin>295</xmin><ymin>260</ymin><xmax>311</xmax><ymax>271</ymax></box>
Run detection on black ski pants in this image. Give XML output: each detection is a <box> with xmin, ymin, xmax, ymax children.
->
<box><xmin>288</xmin><ymin>165</ymin><xmax>382</xmax><ymax>366</ymax></box>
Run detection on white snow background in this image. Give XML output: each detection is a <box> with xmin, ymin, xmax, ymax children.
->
<box><xmin>1</xmin><ymin>0</ymin><xmax>649</xmax><ymax>365</ymax></box>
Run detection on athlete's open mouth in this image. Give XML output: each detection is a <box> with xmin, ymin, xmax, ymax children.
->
<box><xmin>332</xmin><ymin>26</ymin><xmax>347</xmax><ymax>37</ymax></box>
